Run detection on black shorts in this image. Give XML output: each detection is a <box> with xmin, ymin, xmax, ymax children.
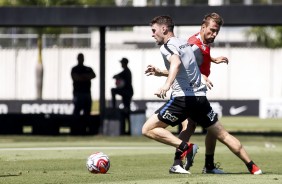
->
<box><xmin>155</xmin><ymin>96</ymin><xmax>218</xmax><ymax>128</ymax></box>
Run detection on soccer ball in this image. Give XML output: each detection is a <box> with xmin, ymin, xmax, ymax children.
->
<box><xmin>86</xmin><ymin>152</ymin><xmax>110</xmax><ymax>174</ymax></box>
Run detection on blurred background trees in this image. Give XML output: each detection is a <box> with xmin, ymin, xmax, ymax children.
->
<box><xmin>246</xmin><ymin>26</ymin><xmax>282</xmax><ymax>48</ymax></box>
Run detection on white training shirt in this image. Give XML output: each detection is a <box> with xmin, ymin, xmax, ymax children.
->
<box><xmin>160</xmin><ymin>37</ymin><xmax>207</xmax><ymax>97</ymax></box>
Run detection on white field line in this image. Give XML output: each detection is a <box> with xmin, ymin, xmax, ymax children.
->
<box><xmin>0</xmin><ymin>146</ymin><xmax>167</xmax><ymax>151</ymax></box>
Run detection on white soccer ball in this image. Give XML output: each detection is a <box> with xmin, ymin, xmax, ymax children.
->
<box><xmin>86</xmin><ymin>152</ymin><xmax>110</xmax><ymax>174</ymax></box>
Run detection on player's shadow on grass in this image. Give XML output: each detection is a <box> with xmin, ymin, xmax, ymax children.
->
<box><xmin>221</xmin><ymin>172</ymin><xmax>265</xmax><ymax>175</ymax></box>
<box><xmin>0</xmin><ymin>173</ymin><xmax>22</xmax><ymax>177</ymax></box>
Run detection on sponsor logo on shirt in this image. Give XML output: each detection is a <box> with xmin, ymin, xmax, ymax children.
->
<box><xmin>179</xmin><ymin>43</ymin><xmax>189</xmax><ymax>49</ymax></box>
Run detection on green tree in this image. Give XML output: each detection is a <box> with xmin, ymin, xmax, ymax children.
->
<box><xmin>0</xmin><ymin>0</ymin><xmax>115</xmax><ymax>99</ymax></box>
<box><xmin>246</xmin><ymin>26</ymin><xmax>282</xmax><ymax>49</ymax></box>
<box><xmin>80</xmin><ymin>0</ymin><xmax>115</xmax><ymax>6</ymax></box>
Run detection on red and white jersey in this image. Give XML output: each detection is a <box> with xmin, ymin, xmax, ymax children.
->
<box><xmin>188</xmin><ymin>33</ymin><xmax>211</xmax><ymax>77</ymax></box>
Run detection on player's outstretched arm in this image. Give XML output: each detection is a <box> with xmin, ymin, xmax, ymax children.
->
<box><xmin>145</xmin><ymin>64</ymin><xmax>169</xmax><ymax>77</ymax></box>
<box><xmin>211</xmin><ymin>56</ymin><xmax>229</xmax><ymax>64</ymax></box>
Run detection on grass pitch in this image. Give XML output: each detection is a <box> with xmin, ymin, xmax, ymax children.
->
<box><xmin>0</xmin><ymin>117</ymin><xmax>282</xmax><ymax>184</ymax></box>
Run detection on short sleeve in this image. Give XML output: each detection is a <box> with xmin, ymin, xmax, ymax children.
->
<box><xmin>160</xmin><ymin>43</ymin><xmax>179</xmax><ymax>61</ymax></box>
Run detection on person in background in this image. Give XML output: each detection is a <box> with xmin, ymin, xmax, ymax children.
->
<box><xmin>71</xmin><ymin>53</ymin><xmax>96</xmax><ymax>116</ymax></box>
<box><xmin>111</xmin><ymin>57</ymin><xmax>134</xmax><ymax>135</ymax></box>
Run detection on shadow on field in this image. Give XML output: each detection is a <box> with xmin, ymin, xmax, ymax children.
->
<box><xmin>225</xmin><ymin>131</ymin><xmax>282</xmax><ymax>136</ymax></box>
<box><xmin>195</xmin><ymin>131</ymin><xmax>282</xmax><ymax>136</ymax></box>
<box><xmin>0</xmin><ymin>173</ymin><xmax>22</xmax><ymax>177</ymax></box>
<box><xmin>220</xmin><ymin>172</ymin><xmax>254</xmax><ymax>175</ymax></box>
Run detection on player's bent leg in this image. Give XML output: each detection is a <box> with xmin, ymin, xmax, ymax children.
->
<box><xmin>181</xmin><ymin>119</ymin><xmax>199</xmax><ymax>171</ymax></box>
<box><xmin>170</xmin><ymin>119</ymin><xmax>198</xmax><ymax>173</ymax></box>
<box><xmin>207</xmin><ymin>121</ymin><xmax>262</xmax><ymax>174</ymax></box>
<box><xmin>142</xmin><ymin>115</ymin><xmax>194</xmax><ymax>174</ymax></box>
<box><xmin>170</xmin><ymin>143</ymin><xmax>198</xmax><ymax>174</ymax></box>
<box><xmin>183</xmin><ymin>143</ymin><xmax>199</xmax><ymax>171</ymax></box>
<box><xmin>202</xmin><ymin>130</ymin><xmax>225</xmax><ymax>174</ymax></box>
<box><xmin>171</xmin><ymin>120</ymin><xmax>189</xmax><ymax>167</ymax></box>
<box><xmin>178</xmin><ymin>118</ymin><xmax>195</xmax><ymax>142</ymax></box>
<box><xmin>142</xmin><ymin>114</ymin><xmax>182</xmax><ymax>148</ymax></box>
<box><xmin>207</xmin><ymin>121</ymin><xmax>250</xmax><ymax>162</ymax></box>
<box><xmin>205</xmin><ymin>130</ymin><xmax>216</xmax><ymax>155</ymax></box>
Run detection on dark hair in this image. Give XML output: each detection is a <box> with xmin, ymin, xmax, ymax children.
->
<box><xmin>77</xmin><ymin>53</ymin><xmax>84</xmax><ymax>61</ymax></box>
<box><xmin>150</xmin><ymin>15</ymin><xmax>174</xmax><ymax>32</ymax></box>
<box><xmin>120</xmin><ymin>57</ymin><xmax>128</xmax><ymax>64</ymax></box>
<box><xmin>202</xmin><ymin>12</ymin><xmax>224</xmax><ymax>27</ymax></box>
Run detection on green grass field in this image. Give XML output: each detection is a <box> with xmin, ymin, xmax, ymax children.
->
<box><xmin>0</xmin><ymin>117</ymin><xmax>282</xmax><ymax>184</ymax></box>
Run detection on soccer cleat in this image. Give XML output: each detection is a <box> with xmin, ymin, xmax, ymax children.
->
<box><xmin>182</xmin><ymin>143</ymin><xmax>199</xmax><ymax>171</ymax></box>
<box><xmin>202</xmin><ymin>162</ymin><xmax>224</xmax><ymax>174</ymax></box>
<box><xmin>169</xmin><ymin>165</ymin><xmax>191</xmax><ymax>174</ymax></box>
<box><xmin>202</xmin><ymin>167</ymin><xmax>225</xmax><ymax>174</ymax></box>
<box><xmin>249</xmin><ymin>164</ymin><xmax>262</xmax><ymax>175</ymax></box>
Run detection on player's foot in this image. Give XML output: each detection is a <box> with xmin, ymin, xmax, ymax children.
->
<box><xmin>169</xmin><ymin>165</ymin><xmax>191</xmax><ymax>174</ymax></box>
<box><xmin>248</xmin><ymin>164</ymin><xmax>262</xmax><ymax>175</ymax></box>
<box><xmin>202</xmin><ymin>162</ymin><xmax>224</xmax><ymax>174</ymax></box>
<box><xmin>202</xmin><ymin>167</ymin><xmax>225</xmax><ymax>174</ymax></box>
<box><xmin>182</xmin><ymin>143</ymin><xmax>199</xmax><ymax>171</ymax></box>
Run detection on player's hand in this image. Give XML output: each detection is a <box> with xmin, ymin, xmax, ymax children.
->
<box><xmin>214</xmin><ymin>56</ymin><xmax>229</xmax><ymax>64</ymax></box>
<box><xmin>202</xmin><ymin>75</ymin><xmax>213</xmax><ymax>90</ymax></box>
<box><xmin>205</xmin><ymin>78</ymin><xmax>213</xmax><ymax>90</ymax></box>
<box><xmin>154</xmin><ymin>85</ymin><xmax>170</xmax><ymax>99</ymax></box>
<box><xmin>145</xmin><ymin>65</ymin><xmax>161</xmax><ymax>76</ymax></box>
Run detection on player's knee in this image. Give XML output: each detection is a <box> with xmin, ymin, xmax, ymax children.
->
<box><xmin>142</xmin><ymin>124</ymin><xmax>155</xmax><ymax>139</ymax></box>
<box><xmin>142</xmin><ymin>129</ymin><xmax>151</xmax><ymax>138</ymax></box>
<box><xmin>142</xmin><ymin>125</ymin><xmax>149</xmax><ymax>137</ymax></box>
